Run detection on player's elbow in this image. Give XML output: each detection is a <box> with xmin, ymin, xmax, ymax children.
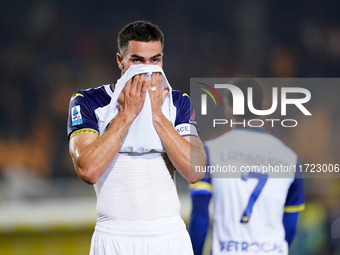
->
<box><xmin>188</xmin><ymin>171</ymin><xmax>205</xmax><ymax>184</ymax></box>
<box><xmin>75</xmin><ymin>165</ymin><xmax>100</xmax><ymax>185</ymax></box>
<box><xmin>188</xmin><ymin>159</ymin><xmax>206</xmax><ymax>184</ymax></box>
<box><xmin>80</xmin><ymin>174</ymin><xmax>98</xmax><ymax>185</ymax></box>
<box><xmin>188</xmin><ymin>177</ymin><xmax>202</xmax><ymax>184</ymax></box>
<box><xmin>78</xmin><ymin>172</ymin><xmax>99</xmax><ymax>185</ymax></box>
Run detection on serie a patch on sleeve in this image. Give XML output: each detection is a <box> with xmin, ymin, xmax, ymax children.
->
<box><xmin>72</xmin><ymin>105</ymin><xmax>83</xmax><ymax>126</ymax></box>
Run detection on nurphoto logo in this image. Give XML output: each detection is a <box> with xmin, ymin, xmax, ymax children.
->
<box><xmin>194</xmin><ymin>79</ymin><xmax>312</xmax><ymax>128</ymax></box>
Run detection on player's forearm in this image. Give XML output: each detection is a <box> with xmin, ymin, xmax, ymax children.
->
<box><xmin>71</xmin><ymin>112</ymin><xmax>133</xmax><ymax>184</ymax></box>
<box><xmin>152</xmin><ymin>114</ymin><xmax>206</xmax><ymax>183</ymax></box>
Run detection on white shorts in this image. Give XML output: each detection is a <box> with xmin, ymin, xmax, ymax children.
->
<box><xmin>89</xmin><ymin>216</ymin><xmax>194</xmax><ymax>255</ymax></box>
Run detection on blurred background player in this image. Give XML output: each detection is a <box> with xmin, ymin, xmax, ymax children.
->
<box><xmin>189</xmin><ymin>78</ymin><xmax>305</xmax><ymax>255</ymax></box>
<box><xmin>68</xmin><ymin>21</ymin><xmax>205</xmax><ymax>255</ymax></box>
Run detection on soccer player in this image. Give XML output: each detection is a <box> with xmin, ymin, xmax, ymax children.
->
<box><xmin>68</xmin><ymin>21</ymin><xmax>206</xmax><ymax>255</ymax></box>
<box><xmin>189</xmin><ymin>78</ymin><xmax>305</xmax><ymax>255</ymax></box>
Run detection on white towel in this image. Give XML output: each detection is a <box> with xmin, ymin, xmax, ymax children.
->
<box><xmin>101</xmin><ymin>65</ymin><xmax>176</xmax><ymax>153</ymax></box>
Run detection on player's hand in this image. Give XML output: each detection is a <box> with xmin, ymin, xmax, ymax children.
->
<box><xmin>146</xmin><ymin>72</ymin><xmax>169</xmax><ymax>121</ymax></box>
<box><xmin>118</xmin><ymin>73</ymin><xmax>147</xmax><ymax>122</ymax></box>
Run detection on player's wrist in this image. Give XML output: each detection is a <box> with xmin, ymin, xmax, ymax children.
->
<box><xmin>116</xmin><ymin>110</ymin><xmax>136</xmax><ymax>125</ymax></box>
<box><xmin>152</xmin><ymin>111</ymin><xmax>166</xmax><ymax>125</ymax></box>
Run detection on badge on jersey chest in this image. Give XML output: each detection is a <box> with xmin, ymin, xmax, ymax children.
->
<box><xmin>72</xmin><ymin>105</ymin><xmax>83</xmax><ymax>126</ymax></box>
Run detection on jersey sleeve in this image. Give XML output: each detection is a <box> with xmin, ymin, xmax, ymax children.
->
<box><xmin>189</xmin><ymin>192</ymin><xmax>211</xmax><ymax>255</ymax></box>
<box><xmin>283</xmin><ymin>211</ymin><xmax>300</xmax><ymax>246</ymax></box>
<box><xmin>172</xmin><ymin>90</ymin><xmax>200</xmax><ymax>138</ymax></box>
<box><xmin>284</xmin><ymin>161</ymin><xmax>305</xmax><ymax>213</ymax></box>
<box><xmin>67</xmin><ymin>91</ymin><xmax>100</xmax><ymax>140</ymax></box>
<box><xmin>189</xmin><ymin>144</ymin><xmax>211</xmax><ymax>255</ymax></box>
<box><xmin>189</xmin><ymin>145</ymin><xmax>212</xmax><ymax>196</ymax></box>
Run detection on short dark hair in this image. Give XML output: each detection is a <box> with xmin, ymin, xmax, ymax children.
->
<box><xmin>117</xmin><ymin>20</ymin><xmax>164</xmax><ymax>55</ymax></box>
<box><xmin>225</xmin><ymin>77</ymin><xmax>263</xmax><ymax>119</ymax></box>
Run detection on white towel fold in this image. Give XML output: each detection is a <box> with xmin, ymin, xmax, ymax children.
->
<box><xmin>101</xmin><ymin>65</ymin><xmax>176</xmax><ymax>153</ymax></box>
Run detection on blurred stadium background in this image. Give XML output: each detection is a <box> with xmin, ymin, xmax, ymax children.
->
<box><xmin>1</xmin><ymin>0</ymin><xmax>340</xmax><ymax>254</ymax></box>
